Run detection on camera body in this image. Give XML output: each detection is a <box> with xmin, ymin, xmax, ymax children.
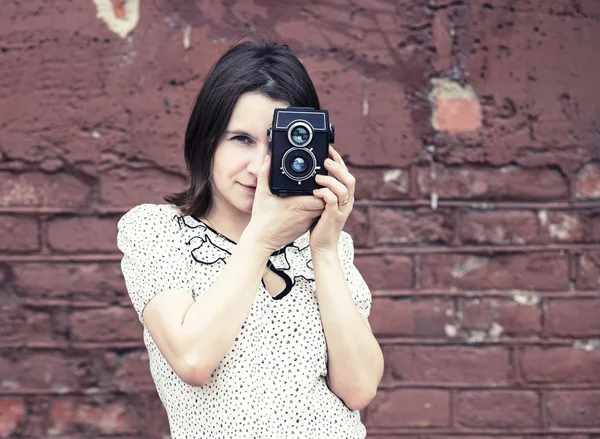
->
<box><xmin>268</xmin><ymin>107</ymin><xmax>335</xmax><ymax>196</ymax></box>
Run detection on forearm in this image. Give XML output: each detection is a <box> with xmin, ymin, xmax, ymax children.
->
<box><xmin>178</xmin><ymin>227</ymin><xmax>272</xmax><ymax>379</ymax></box>
<box><xmin>312</xmin><ymin>250</ymin><xmax>384</xmax><ymax>410</ymax></box>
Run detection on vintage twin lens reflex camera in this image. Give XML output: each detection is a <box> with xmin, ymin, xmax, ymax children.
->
<box><xmin>267</xmin><ymin>107</ymin><xmax>335</xmax><ymax>196</ymax></box>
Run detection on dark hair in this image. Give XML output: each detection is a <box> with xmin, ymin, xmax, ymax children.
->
<box><xmin>164</xmin><ymin>40</ymin><xmax>321</xmax><ymax>217</ymax></box>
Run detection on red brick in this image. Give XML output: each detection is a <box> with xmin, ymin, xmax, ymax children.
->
<box><xmin>366</xmin><ymin>389</ymin><xmax>451</xmax><ymax>427</ymax></box>
<box><xmin>417</xmin><ymin>166</ymin><xmax>568</xmax><ymax>201</ymax></box>
<box><xmin>431</xmin><ymin>79</ymin><xmax>482</xmax><ymax>134</ymax></box>
<box><xmin>575</xmin><ymin>251</ymin><xmax>600</xmax><ymax>290</ymax></box>
<box><xmin>521</xmin><ymin>347</ymin><xmax>600</xmax><ymax>384</ymax></box>
<box><xmin>432</xmin><ymin>9</ymin><xmax>453</xmax><ymax>71</ymax></box>
<box><xmin>421</xmin><ymin>253</ymin><xmax>569</xmax><ymax>291</ymax></box>
<box><xmin>460</xmin><ymin>298</ymin><xmax>542</xmax><ymax>336</ymax></box>
<box><xmin>11</xmin><ymin>262</ymin><xmax>125</xmax><ymax>301</ymax></box>
<box><xmin>134</xmin><ymin>392</ymin><xmax>171</xmax><ymax>438</ymax></box>
<box><xmin>385</xmin><ymin>346</ymin><xmax>510</xmax><ymax>384</ymax></box>
<box><xmin>545</xmin><ymin>299</ymin><xmax>600</xmax><ymax>337</ymax></box>
<box><xmin>539</xmin><ymin>211</ymin><xmax>584</xmax><ymax>243</ymax></box>
<box><xmin>575</xmin><ymin>162</ymin><xmax>600</xmax><ymax>200</ymax></box>
<box><xmin>0</xmin><ymin>216</ymin><xmax>39</xmax><ymax>252</ymax></box>
<box><xmin>460</xmin><ymin>211</ymin><xmax>538</xmax><ymax>245</ymax></box>
<box><xmin>464</xmin><ymin>5</ymin><xmax>598</xmax><ymax>170</ymax></box>
<box><xmin>337</xmin><ymin>78</ymin><xmax>423</xmax><ymax>167</ymax></box>
<box><xmin>354</xmin><ymin>255</ymin><xmax>414</xmax><ymax>290</ymax></box>
<box><xmin>99</xmin><ymin>169</ymin><xmax>187</xmax><ymax>207</ymax></box>
<box><xmin>70</xmin><ymin>307</ymin><xmax>141</xmax><ymax>341</ymax></box>
<box><xmin>546</xmin><ymin>391</ymin><xmax>600</xmax><ymax>427</ymax></box>
<box><xmin>456</xmin><ymin>390</ymin><xmax>541</xmax><ymax>428</ymax></box>
<box><xmin>47</xmin><ymin>217</ymin><xmax>118</xmax><ymax>253</ymax></box>
<box><xmin>0</xmin><ymin>304</ymin><xmax>56</xmax><ymax>345</ymax></box>
<box><xmin>0</xmin><ymin>352</ymin><xmax>82</xmax><ymax>391</ymax></box>
<box><xmin>589</xmin><ymin>212</ymin><xmax>600</xmax><ymax>242</ymax></box>
<box><xmin>352</xmin><ymin>167</ymin><xmax>410</xmax><ymax>200</ymax></box>
<box><xmin>372</xmin><ymin>208</ymin><xmax>453</xmax><ymax>245</ymax></box>
<box><xmin>343</xmin><ymin>208</ymin><xmax>369</xmax><ymax>247</ymax></box>
<box><xmin>48</xmin><ymin>396</ymin><xmax>139</xmax><ymax>435</ymax></box>
<box><xmin>0</xmin><ymin>172</ymin><xmax>91</xmax><ymax>207</ymax></box>
<box><xmin>0</xmin><ymin>399</ymin><xmax>26</xmax><ymax>437</ymax></box>
<box><xmin>111</xmin><ymin>350</ymin><xmax>155</xmax><ymax>392</ymax></box>
<box><xmin>370</xmin><ymin>298</ymin><xmax>453</xmax><ymax>337</ymax></box>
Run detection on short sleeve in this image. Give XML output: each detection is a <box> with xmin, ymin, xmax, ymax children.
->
<box><xmin>117</xmin><ymin>204</ymin><xmax>192</xmax><ymax>324</ymax></box>
<box><xmin>338</xmin><ymin>232</ymin><xmax>372</xmax><ymax>318</ymax></box>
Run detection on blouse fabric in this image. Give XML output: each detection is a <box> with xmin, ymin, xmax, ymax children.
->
<box><xmin>117</xmin><ymin>203</ymin><xmax>372</xmax><ymax>439</ymax></box>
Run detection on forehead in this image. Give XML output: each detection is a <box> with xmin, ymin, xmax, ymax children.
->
<box><xmin>227</xmin><ymin>92</ymin><xmax>289</xmax><ymax>132</ymax></box>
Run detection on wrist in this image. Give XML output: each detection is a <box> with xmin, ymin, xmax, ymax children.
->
<box><xmin>241</xmin><ymin>222</ymin><xmax>277</xmax><ymax>255</ymax></box>
<box><xmin>310</xmin><ymin>246</ymin><xmax>339</xmax><ymax>263</ymax></box>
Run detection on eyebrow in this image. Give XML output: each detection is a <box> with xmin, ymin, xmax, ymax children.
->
<box><xmin>224</xmin><ymin>130</ymin><xmax>256</xmax><ymax>139</ymax></box>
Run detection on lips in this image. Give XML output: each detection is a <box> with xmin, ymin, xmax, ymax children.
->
<box><xmin>240</xmin><ymin>183</ymin><xmax>256</xmax><ymax>191</ymax></box>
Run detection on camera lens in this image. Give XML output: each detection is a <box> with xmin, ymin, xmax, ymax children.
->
<box><xmin>291</xmin><ymin>126</ymin><xmax>309</xmax><ymax>145</ymax></box>
<box><xmin>287</xmin><ymin>121</ymin><xmax>313</xmax><ymax>147</ymax></box>
<box><xmin>281</xmin><ymin>147</ymin><xmax>317</xmax><ymax>182</ymax></box>
<box><xmin>291</xmin><ymin>156</ymin><xmax>307</xmax><ymax>173</ymax></box>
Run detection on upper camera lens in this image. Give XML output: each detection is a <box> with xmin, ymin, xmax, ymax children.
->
<box><xmin>288</xmin><ymin>122</ymin><xmax>313</xmax><ymax>147</ymax></box>
<box><xmin>291</xmin><ymin>126</ymin><xmax>309</xmax><ymax>145</ymax></box>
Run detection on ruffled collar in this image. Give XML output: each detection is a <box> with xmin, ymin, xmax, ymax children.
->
<box><xmin>174</xmin><ymin>214</ymin><xmax>314</xmax><ymax>282</ymax></box>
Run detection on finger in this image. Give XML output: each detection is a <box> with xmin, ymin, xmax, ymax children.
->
<box><xmin>315</xmin><ymin>174</ymin><xmax>349</xmax><ymax>206</ymax></box>
<box><xmin>297</xmin><ymin>196</ymin><xmax>326</xmax><ymax>212</ymax></box>
<box><xmin>256</xmin><ymin>155</ymin><xmax>270</xmax><ymax>193</ymax></box>
<box><xmin>313</xmin><ymin>187</ymin><xmax>339</xmax><ymax>211</ymax></box>
<box><xmin>328</xmin><ymin>145</ymin><xmax>347</xmax><ymax>171</ymax></box>
<box><xmin>323</xmin><ymin>158</ymin><xmax>356</xmax><ymax>201</ymax></box>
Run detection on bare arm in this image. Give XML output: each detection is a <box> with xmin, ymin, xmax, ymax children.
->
<box><xmin>143</xmin><ymin>227</ymin><xmax>272</xmax><ymax>386</ymax></box>
<box><xmin>312</xmin><ymin>250</ymin><xmax>384</xmax><ymax>411</ymax></box>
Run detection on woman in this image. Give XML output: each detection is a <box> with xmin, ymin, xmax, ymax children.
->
<box><xmin>117</xmin><ymin>40</ymin><xmax>384</xmax><ymax>438</ymax></box>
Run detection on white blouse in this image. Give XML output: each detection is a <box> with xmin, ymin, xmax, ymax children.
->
<box><xmin>117</xmin><ymin>203</ymin><xmax>372</xmax><ymax>439</ymax></box>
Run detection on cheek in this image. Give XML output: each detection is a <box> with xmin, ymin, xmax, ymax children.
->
<box><xmin>212</xmin><ymin>144</ymin><xmax>250</xmax><ymax>179</ymax></box>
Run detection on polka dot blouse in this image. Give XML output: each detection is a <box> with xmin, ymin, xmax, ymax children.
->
<box><xmin>117</xmin><ymin>204</ymin><xmax>372</xmax><ymax>439</ymax></box>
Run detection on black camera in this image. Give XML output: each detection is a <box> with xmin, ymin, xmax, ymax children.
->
<box><xmin>267</xmin><ymin>107</ymin><xmax>335</xmax><ymax>196</ymax></box>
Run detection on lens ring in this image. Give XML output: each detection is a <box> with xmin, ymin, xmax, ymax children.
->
<box><xmin>281</xmin><ymin>147</ymin><xmax>317</xmax><ymax>182</ymax></box>
<box><xmin>287</xmin><ymin>121</ymin><xmax>313</xmax><ymax>147</ymax></box>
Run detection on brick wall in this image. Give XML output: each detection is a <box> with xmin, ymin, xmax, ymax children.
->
<box><xmin>1</xmin><ymin>0</ymin><xmax>599</xmax><ymax>437</ymax></box>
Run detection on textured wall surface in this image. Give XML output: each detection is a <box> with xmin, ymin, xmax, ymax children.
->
<box><xmin>1</xmin><ymin>0</ymin><xmax>600</xmax><ymax>437</ymax></box>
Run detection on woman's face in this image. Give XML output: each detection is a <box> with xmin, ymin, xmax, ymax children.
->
<box><xmin>210</xmin><ymin>92</ymin><xmax>289</xmax><ymax>216</ymax></box>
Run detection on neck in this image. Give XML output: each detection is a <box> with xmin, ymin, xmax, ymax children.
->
<box><xmin>204</xmin><ymin>205</ymin><xmax>251</xmax><ymax>243</ymax></box>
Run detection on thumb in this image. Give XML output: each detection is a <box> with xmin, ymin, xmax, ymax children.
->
<box><xmin>256</xmin><ymin>155</ymin><xmax>271</xmax><ymax>193</ymax></box>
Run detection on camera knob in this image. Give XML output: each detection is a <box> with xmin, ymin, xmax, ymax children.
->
<box><xmin>328</xmin><ymin>124</ymin><xmax>335</xmax><ymax>144</ymax></box>
<box><xmin>267</xmin><ymin>127</ymin><xmax>272</xmax><ymax>142</ymax></box>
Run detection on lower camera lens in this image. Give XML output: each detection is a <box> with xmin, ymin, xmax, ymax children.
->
<box><xmin>281</xmin><ymin>147</ymin><xmax>317</xmax><ymax>182</ymax></box>
<box><xmin>291</xmin><ymin>156</ymin><xmax>307</xmax><ymax>173</ymax></box>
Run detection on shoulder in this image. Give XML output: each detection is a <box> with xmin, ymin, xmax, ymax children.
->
<box><xmin>117</xmin><ymin>204</ymin><xmax>184</xmax><ymax>248</ymax></box>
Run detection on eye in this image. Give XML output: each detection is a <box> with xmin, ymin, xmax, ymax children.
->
<box><xmin>232</xmin><ymin>135</ymin><xmax>252</xmax><ymax>144</ymax></box>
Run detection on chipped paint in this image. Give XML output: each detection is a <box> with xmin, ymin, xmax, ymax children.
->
<box><xmin>488</xmin><ymin>322</ymin><xmax>503</xmax><ymax>339</ymax></box>
<box><xmin>574</xmin><ymin>339</ymin><xmax>600</xmax><ymax>352</ymax></box>
<box><xmin>444</xmin><ymin>324</ymin><xmax>458</xmax><ymax>337</ymax></box>
<box><xmin>548</xmin><ymin>215</ymin><xmax>578</xmax><ymax>240</ymax></box>
<box><xmin>93</xmin><ymin>0</ymin><xmax>140</xmax><ymax>39</ymax></box>
<box><xmin>512</xmin><ymin>291</ymin><xmax>539</xmax><ymax>306</ymax></box>
<box><xmin>183</xmin><ymin>24</ymin><xmax>192</xmax><ymax>50</ymax></box>
<box><xmin>466</xmin><ymin>331</ymin><xmax>486</xmax><ymax>343</ymax></box>
<box><xmin>451</xmin><ymin>256</ymin><xmax>489</xmax><ymax>278</ymax></box>
<box><xmin>383</xmin><ymin>169</ymin><xmax>403</xmax><ymax>183</ymax></box>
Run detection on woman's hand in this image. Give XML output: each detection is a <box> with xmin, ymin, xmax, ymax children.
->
<box><xmin>247</xmin><ymin>155</ymin><xmax>326</xmax><ymax>252</ymax></box>
<box><xmin>309</xmin><ymin>146</ymin><xmax>355</xmax><ymax>255</ymax></box>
